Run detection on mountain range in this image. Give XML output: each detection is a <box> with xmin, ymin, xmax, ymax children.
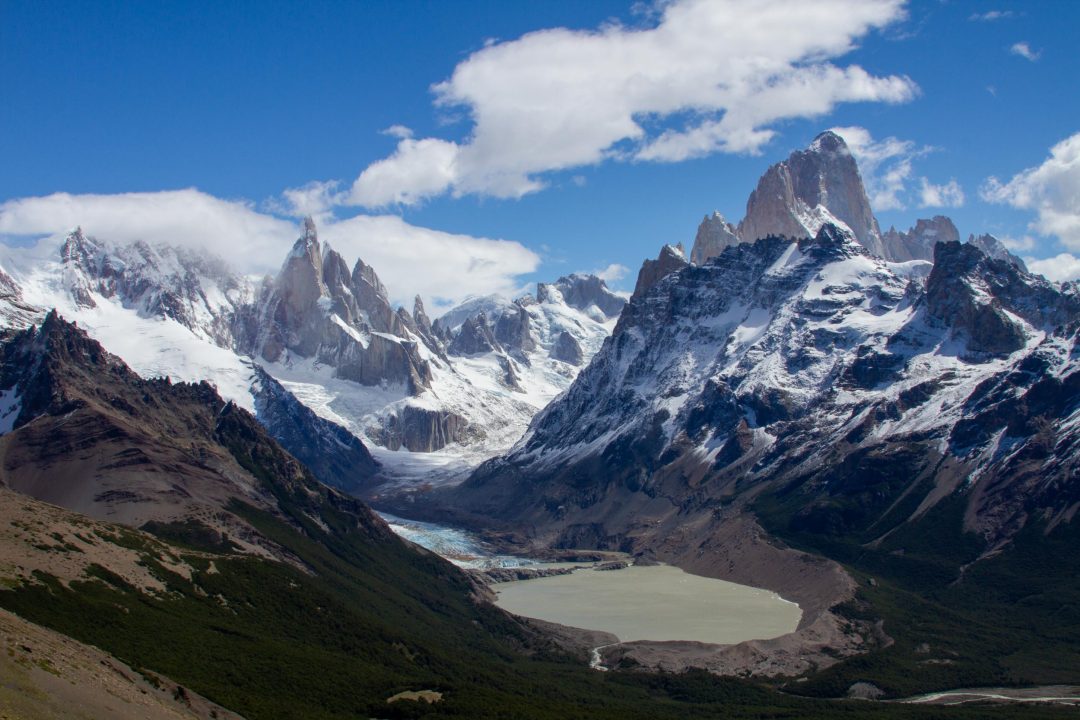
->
<box><xmin>1</xmin><ymin>129</ymin><xmax>1078</xmax><ymax>710</ymax></box>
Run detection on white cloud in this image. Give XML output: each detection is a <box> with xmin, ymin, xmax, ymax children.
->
<box><xmin>832</xmin><ymin>126</ymin><xmax>965</xmax><ymax>212</ymax></box>
<box><xmin>592</xmin><ymin>263</ymin><xmax>630</xmax><ymax>283</ymax></box>
<box><xmin>969</xmin><ymin>10</ymin><xmax>1013</xmax><ymax>21</ymax></box>
<box><xmin>0</xmin><ymin>189</ymin><xmax>540</xmax><ymax>312</ymax></box>
<box><xmin>918</xmin><ymin>178</ymin><xmax>965</xmax><ymax>208</ymax></box>
<box><xmin>348</xmin><ymin>0</ymin><xmax>915</xmax><ymax>207</ymax></box>
<box><xmin>831</xmin><ymin>125</ymin><xmax>918</xmax><ymax>210</ymax></box>
<box><xmin>318</xmin><ymin>215</ymin><xmax>539</xmax><ymax>313</ymax></box>
<box><xmin>277</xmin><ymin>180</ymin><xmax>344</xmax><ymax>219</ymax></box>
<box><xmin>0</xmin><ymin>190</ymin><xmax>295</xmax><ymax>269</ymax></box>
<box><xmin>1010</xmin><ymin>42</ymin><xmax>1040</xmax><ymax>61</ymax></box>
<box><xmin>382</xmin><ymin>124</ymin><xmax>414</xmax><ymax>139</ymax></box>
<box><xmin>982</xmin><ymin>131</ymin><xmax>1080</xmax><ymax>250</ymax></box>
<box><xmin>1024</xmin><ymin>253</ymin><xmax>1080</xmax><ymax>282</ymax></box>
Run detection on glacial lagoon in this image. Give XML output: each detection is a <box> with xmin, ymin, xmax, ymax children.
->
<box><xmin>493</xmin><ymin>564</ymin><xmax>801</xmax><ymax>644</ymax></box>
<box><xmin>380</xmin><ymin>512</ymin><xmax>801</xmax><ymax>644</ymax></box>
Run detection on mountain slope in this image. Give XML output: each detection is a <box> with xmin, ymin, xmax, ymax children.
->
<box><xmin>432</xmin><ymin>224</ymin><xmax>1080</xmax><ymax>683</ymax></box>
<box><xmin>0</xmin><ymin>313</ymin><xmax>990</xmax><ymax>720</ymax></box>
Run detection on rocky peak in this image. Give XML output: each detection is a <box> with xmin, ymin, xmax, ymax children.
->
<box><xmin>736</xmin><ymin>131</ymin><xmax>883</xmax><ymax>256</ymax></box>
<box><xmin>631</xmin><ymin>244</ymin><xmax>689</xmax><ymax>299</ymax></box>
<box><xmin>492</xmin><ymin>301</ymin><xmax>536</xmax><ymax>354</ymax></box>
<box><xmin>926</xmin><ymin>241</ymin><xmax>1031</xmax><ymax>355</ymax></box>
<box><xmin>536</xmin><ymin>274</ymin><xmax>626</xmax><ymax>320</ymax></box>
<box><xmin>690</xmin><ymin>211</ymin><xmax>740</xmax><ymax>265</ymax></box>
<box><xmin>448</xmin><ymin>313</ymin><xmax>501</xmax><ymax>356</ymax></box>
<box><xmin>413</xmin><ymin>295</ymin><xmax>434</xmax><ymax>334</ymax></box>
<box><xmin>967</xmin><ymin>233</ymin><xmax>1028</xmax><ymax>272</ymax></box>
<box><xmin>880</xmin><ymin>216</ymin><xmax>960</xmax><ymax>262</ymax></box>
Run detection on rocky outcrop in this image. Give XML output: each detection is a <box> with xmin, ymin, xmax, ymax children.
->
<box><xmin>0</xmin><ymin>265</ymin><xmax>41</xmax><ymax>329</ymax></box>
<box><xmin>632</xmin><ymin>244</ymin><xmax>689</xmax><ymax>298</ymax></box>
<box><xmin>443</xmin><ymin>225</ymin><xmax>1078</xmax><ymax>570</ymax></box>
<box><xmin>968</xmin><ymin>233</ymin><xmax>1028</xmax><ymax>271</ymax></box>
<box><xmin>252</xmin><ymin>219</ymin><xmax>433</xmax><ymax>395</ymax></box>
<box><xmin>880</xmin><ymin>216</ymin><xmax>960</xmax><ymax>262</ymax></box>
<box><xmin>537</xmin><ymin>274</ymin><xmax>626</xmax><ymax>320</ymax></box>
<box><xmin>552</xmin><ymin>331</ymin><xmax>584</xmax><ymax>366</ymax></box>
<box><xmin>58</xmin><ymin>227</ymin><xmax>248</xmax><ymax>347</ymax></box>
<box><xmin>371</xmin><ymin>405</ymin><xmax>475</xmax><ymax>452</ymax></box>
<box><xmin>926</xmin><ymin>240</ymin><xmax>1074</xmax><ymax>356</ymax></box>
<box><xmin>449</xmin><ymin>313</ymin><xmax>501</xmax><ymax>356</ymax></box>
<box><xmin>690</xmin><ymin>212</ymin><xmax>741</xmax><ymax>265</ymax></box>
<box><xmin>492</xmin><ymin>303</ymin><xmax>536</xmax><ymax>354</ymax></box>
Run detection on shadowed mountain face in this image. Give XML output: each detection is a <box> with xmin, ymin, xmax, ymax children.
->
<box><xmin>0</xmin><ymin>311</ymin><xmax>390</xmax><ymax>553</ymax></box>
<box><xmin>447</xmin><ymin>226</ymin><xmax>1079</xmax><ymax>562</ymax></box>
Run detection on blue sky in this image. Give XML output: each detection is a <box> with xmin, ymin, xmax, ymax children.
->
<box><xmin>2</xmin><ymin>0</ymin><xmax>1079</xmax><ymax>308</ymax></box>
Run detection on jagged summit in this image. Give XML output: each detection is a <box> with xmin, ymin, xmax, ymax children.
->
<box><xmin>690</xmin><ymin>212</ymin><xmax>740</xmax><ymax>265</ymax></box>
<box><xmin>738</xmin><ymin>130</ymin><xmax>881</xmax><ymax>255</ymax></box>
<box><xmin>690</xmin><ymin>132</ymin><xmax>990</xmax><ymax>266</ymax></box>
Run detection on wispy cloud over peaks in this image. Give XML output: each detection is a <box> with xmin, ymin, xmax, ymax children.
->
<box><xmin>347</xmin><ymin>0</ymin><xmax>916</xmax><ymax>209</ymax></box>
<box><xmin>0</xmin><ymin>189</ymin><xmax>540</xmax><ymax>311</ymax></box>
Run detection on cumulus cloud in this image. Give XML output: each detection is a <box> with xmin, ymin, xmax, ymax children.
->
<box><xmin>1010</xmin><ymin>42</ymin><xmax>1040</xmax><ymax>61</ymax></box>
<box><xmin>832</xmin><ymin>126</ymin><xmax>965</xmax><ymax>212</ymax></box>
<box><xmin>981</xmin><ymin>131</ymin><xmax>1080</xmax><ymax>250</ymax></box>
<box><xmin>1024</xmin><ymin>253</ymin><xmax>1080</xmax><ymax>282</ymax></box>
<box><xmin>918</xmin><ymin>178</ymin><xmax>965</xmax><ymax>208</ymax></box>
<box><xmin>833</xmin><ymin>125</ymin><xmax>919</xmax><ymax>210</ymax></box>
<box><xmin>0</xmin><ymin>189</ymin><xmax>539</xmax><ymax>311</ymax></box>
<box><xmin>348</xmin><ymin>0</ymin><xmax>915</xmax><ymax>208</ymax></box>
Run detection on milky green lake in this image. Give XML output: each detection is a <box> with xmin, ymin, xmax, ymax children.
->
<box><xmin>494</xmin><ymin>564</ymin><xmax>801</xmax><ymax>644</ymax></box>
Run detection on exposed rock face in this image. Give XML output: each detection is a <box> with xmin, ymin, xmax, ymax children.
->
<box><xmin>632</xmin><ymin>244</ymin><xmax>689</xmax><ymax>298</ymax></box>
<box><xmin>449</xmin><ymin>313</ymin><xmax>501</xmax><ymax>356</ymax></box>
<box><xmin>690</xmin><ymin>212</ymin><xmax>740</xmax><ymax>265</ymax></box>
<box><xmin>688</xmin><ymin>133</ymin><xmax>977</xmax><ymax>266</ymax></box>
<box><xmin>880</xmin><ymin>216</ymin><xmax>960</xmax><ymax>262</ymax></box>
<box><xmin>552</xmin><ymin>331</ymin><xmax>584</xmax><ymax>366</ymax></box>
<box><xmin>0</xmin><ymin>264</ymin><xmax>41</xmax><ymax>329</ymax></box>
<box><xmin>968</xmin><ymin>233</ymin><xmax>1028</xmax><ymax>272</ymax></box>
<box><xmin>492</xmin><ymin>303</ymin><xmax>536</xmax><ymax>354</ymax></box>
<box><xmin>251</xmin><ymin>365</ymin><xmax>379</xmax><ymax>493</ymax></box>
<box><xmin>371</xmin><ymin>405</ymin><xmax>474</xmax><ymax>452</ymax></box>
<box><xmin>738</xmin><ymin>131</ymin><xmax>883</xmax><ymax>255</ymax></box>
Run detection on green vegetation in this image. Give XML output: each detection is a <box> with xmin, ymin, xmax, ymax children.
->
<box><xmin>756</xmin><ymin>479</ymin><xmax>1080</xmax><ymax>699</ymax></box>
<box><xmin>2</xmin><ymin>516</ymin><xmax>1072</xmax><ymax>719</ymax></box>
